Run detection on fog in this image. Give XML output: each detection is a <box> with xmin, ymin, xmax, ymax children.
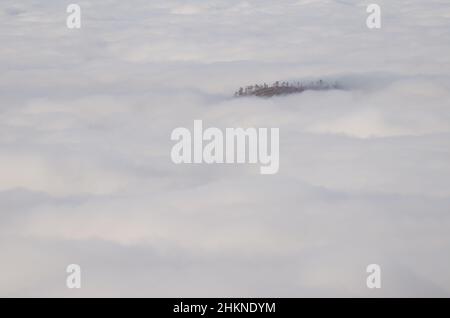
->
<box><xmin>1</xmin><ymin>0</ymin><xmax>450</xmax><ymax>297</ymax></box>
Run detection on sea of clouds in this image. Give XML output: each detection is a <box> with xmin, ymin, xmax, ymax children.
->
<box><xmin>1</xmin><ymin>0</ymin><xmax>450</xmax><ymax>297</ymax></box>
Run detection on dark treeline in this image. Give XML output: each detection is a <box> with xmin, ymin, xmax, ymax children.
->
<box><xmin>234</xmin><ymin>80</ymin><xmax>340</xmax><ymax>98</ymax></box>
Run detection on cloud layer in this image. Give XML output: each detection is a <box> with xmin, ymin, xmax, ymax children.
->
<box><xmin>1</xmin><ymin>0</ymin><xmax>450</xmax><ymax>297</ymax></box>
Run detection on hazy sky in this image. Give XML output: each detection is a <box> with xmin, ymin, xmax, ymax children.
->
<box><xmin>1</xmin><ymin>0</ymin><xmax>450</xmax><ymax>297</ymax></box>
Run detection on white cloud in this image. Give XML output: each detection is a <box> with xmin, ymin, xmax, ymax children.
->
<box><xmin>1</xmin><ymin>0</ymin><xmax>450</xmax><ymax>297</ymax></box>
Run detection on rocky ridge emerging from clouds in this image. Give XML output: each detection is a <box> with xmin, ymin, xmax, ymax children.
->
<box><xmin>234</xmin><ymin>80</ymin><xmax>340</xmax><ymax>98</ymax></box>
